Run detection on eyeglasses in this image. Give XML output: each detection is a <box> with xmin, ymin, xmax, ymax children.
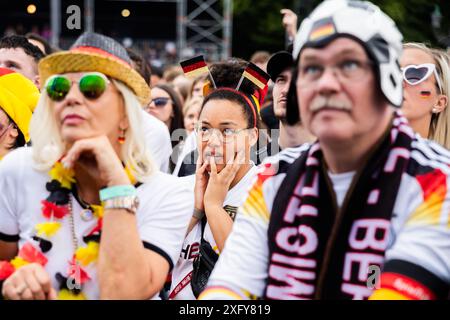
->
<box><xmin>195</xmin><ymin>125</ymin><xmax>250</xmax><ymax>143</ymax></box>
<box><xmin>297</xmin><ymin>59</ymin><xmax>373</xmax><ymax>87</ymax></box>
<box><xmin>45</xmin><ymin>72</ymin><xmax>110</xmax><ymax>102</ymax></box>
<box><xmin>401</xmin><ymin>63</ymin><xmax>442</xmax><ymax>93</ymax></box>
<box><xmin>0</xmin><ymin>120</ymin><xmax>13</xmax><ymax>140</ymax></box>
<box><xmin>149</xmin><ymin>97</ymin><xmax>171</xmax><ymax>107</ymax></box>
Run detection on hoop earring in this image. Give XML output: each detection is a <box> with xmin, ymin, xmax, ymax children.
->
<box><xmin>118</xmin><ymin>129</ymin><xmax>126</xmax><ymax>144</ymax></box>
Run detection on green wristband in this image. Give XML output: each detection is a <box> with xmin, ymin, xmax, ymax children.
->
<box><xmin>99</xmin><ymin>185</ymin><xmax>137</xmax><ymax>201</ymax></box>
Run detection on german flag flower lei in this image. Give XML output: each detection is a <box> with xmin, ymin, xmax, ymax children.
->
<box><xmin>0</xmin><ymin>160</ymin><xmax>117</xmax><ymax>300</ymax></box>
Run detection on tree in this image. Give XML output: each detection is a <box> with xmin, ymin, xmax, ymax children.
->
<box><xmin>232</xmin><ymin>0</ymin><xmax>450</xmax><ymax>59</ymax></box>
<box><xmin>232</xmin><ymin>0</ymin><xmax>300</xmax><ymax>59</ymax></box>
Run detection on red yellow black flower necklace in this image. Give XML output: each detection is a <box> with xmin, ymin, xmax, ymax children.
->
<box><xmin>0</xmin><ymin>160</ymin><xmax>135</xmax><ymax>299</ymax></box>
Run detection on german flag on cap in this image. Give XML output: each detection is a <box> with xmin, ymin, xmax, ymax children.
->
<box><xmin>241</xmin><ymin>62</ymin><xmax>270</xmax><ymax>90</ymax></box>
<box><xmin>308</xmin><ymin>18</ymin><xmax>336</xmax><ymax>42</ymax></box>
<box><xmin>180</xmin><ymin>55</ymin><xmax>209</xmax><ymax>79</ymax></box>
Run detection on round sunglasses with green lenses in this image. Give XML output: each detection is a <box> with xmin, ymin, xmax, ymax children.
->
<box><xmin>45</xmin><ymin>72</ymin><xmax>109</xmax><ymax>102</ymax></box>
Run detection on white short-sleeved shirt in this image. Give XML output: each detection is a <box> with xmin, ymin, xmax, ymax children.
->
<box><xmin>169</xmin><ymin>165</ymin><xmax>258</xmax><ymax>300</ymax></box>
<box><xmin>141</xmin><ymin>109</ymin><xmax>172</xmax><ymax>173</ymax></box>
<box><xmin>0</xmin><ymin>147</ymin><xmax>194</xmax><ymax>299</ymax></box>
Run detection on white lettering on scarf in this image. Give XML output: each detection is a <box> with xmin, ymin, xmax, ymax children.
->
<box><xmin>341</xmin><ymin>219</ymin><xmax>390</xmax><ymax>299</ymax></box>
<box><xmin>284</xmin><ymin>172</ymin><xmax>319</xmax><ymax>223</ymax></box>
<box><xmin>268</xmin><ymin>171</ymin><xmax>320</xmax><ymax>299</ymax></box>
<box><xmin>275</xmin><ymin>225</ymin><xmax>318</xmax><ymax>255</ymax></box>
<box><xmin>348</xmin><ymin>219</ymin><xmax>390</xmax><ymax>251</ymax></box>
<box><xmin>384</xmin><ymin>147</ymin><xmax>411</xmax><ymax>173</ymax></box>
<box><xmin>341</xmin><ymin>283</ymin><xmax>373</xmax><ymax>300</ymax></box>
<box><xmin>266</xmin><ymin>264</ymin><xmax>316</xmax><ymax>299</ymax></box>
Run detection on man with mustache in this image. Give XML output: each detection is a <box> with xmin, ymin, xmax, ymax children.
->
<box><xmin>267</xmin><ymin>51</ymin><xmax>315</xmax><ymax>149</ymax></box>
<box><xmin>200</xmin><ymin>0</ymin><xmax>450</xmax><ymax>300</ymax></box>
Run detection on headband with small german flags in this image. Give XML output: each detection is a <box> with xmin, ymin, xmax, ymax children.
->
<box><xmin>180</xmin><ymin>57</ymin><xmax>270</xmax><ymax>126</ymax></box>
<box><xmin>235</xmin><ymin>62</ymin><xmax>270</xmax><ymax>108</ymax></box>
<box><xmin>218</xmin><ymin>87</ymin><xmax>259</xmax><ymax>128</ymax></box>
<box><xmin>236</xmin><ymin>62</ymin><xmax>270</xmax><ymax>91</ymax></box>
<box><xmin>180</xmin><ymin>55</ymin><xmax>217</xmax><ymax>88</ymax></box>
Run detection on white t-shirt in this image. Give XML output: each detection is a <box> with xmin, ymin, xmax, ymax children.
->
<box><xmin>169</xmin><ymin>165</ymin><xmax>258</xmax><ymax>300</ymax></box>
<box><xmin>327</xmin><ymin>171</ymin><xmax>356</xmax><ymax>208</ymax></box>
<box><xmin>141</xmin><ymin>109</ymin><xmax>172</xmax><ymax>173</ymax></box>
<box><xmin>0</xmin><ymin>147</ymin><xmax>194</xmax><ymax>300</ymax></box>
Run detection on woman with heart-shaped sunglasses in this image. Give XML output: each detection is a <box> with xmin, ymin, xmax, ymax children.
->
<box><xmin>400</xmin><ymin>42</ymin><xmax>450</xmax><ymax>149</ymax></box>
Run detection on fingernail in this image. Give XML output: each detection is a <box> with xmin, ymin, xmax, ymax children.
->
<box><xmin>62</xmin><ymin>160</ymin><xmax>70</xmax><ymax>169</ymax></box>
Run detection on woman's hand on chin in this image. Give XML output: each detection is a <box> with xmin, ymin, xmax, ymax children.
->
<box><xmin>62</xmin><ymin>135</ymin><xmax>130</xmax><ymax>187</ymax></box>
<box><xmin>203</xmin><ymin>150</ymin><xmax>244</xmax><ymax>209</ymax></box>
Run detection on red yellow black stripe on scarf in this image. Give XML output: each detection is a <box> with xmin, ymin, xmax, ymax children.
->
<box><xmin>420</xmin><ymin>91</ymin><xmax>432</xmax><ymax>99</ymax></box>
<box><xmin>180</xmin><ymin>55</ymin><xmax>209</xmax><ymax>79</ymax></box>
<box><xmin>241</xmin><ymin>62</ymin><xmax>270</xmax><ymax>90</ymax></box>
<box><xmin>309</xmin><ymin>23</ymin><xmax>336</xmax><ymax>41</ymax></box>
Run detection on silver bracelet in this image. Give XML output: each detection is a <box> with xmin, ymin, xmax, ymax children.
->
<box><xmin>193</xmin><ymin>208</ymin><xmax>205</xmax><ymax>220</ymax></box>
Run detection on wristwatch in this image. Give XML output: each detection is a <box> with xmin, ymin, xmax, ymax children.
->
<box><xmin>103</xmin><ymin>195</ymin><xmax>140</xmax><ymax>214</ymax></box>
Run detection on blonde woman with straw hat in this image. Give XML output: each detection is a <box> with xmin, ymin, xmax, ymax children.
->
<box><xmin>0</xmin><ymin>32</ymin><xmax>193</xmax><ymax>300</ymax></box>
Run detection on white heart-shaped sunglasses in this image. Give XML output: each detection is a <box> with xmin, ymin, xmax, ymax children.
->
<box><xmin>401</xmin><ymin>63</ymin><xmax>442</xmax><ymax>93</ymax></box>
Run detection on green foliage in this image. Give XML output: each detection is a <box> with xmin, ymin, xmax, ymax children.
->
<box><xmin>232</xmin><ymin>0</ymin><xmax>450</xmax><ymax>59</ymax></box>
<box><xmin>376</xmin><ymin>0</ymin><xmax>435</xmax><ymax>45</ymax></box>
<box><xmin>232</xmin><ymin>0</ymin><xmax>298</xmax><ymax>59</ymax></box>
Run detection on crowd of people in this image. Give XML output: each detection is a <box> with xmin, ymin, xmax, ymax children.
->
<box><xmin>0</xmin><ymin>0</ymin><xmax>449</xmax><ymax>300</ymax></box>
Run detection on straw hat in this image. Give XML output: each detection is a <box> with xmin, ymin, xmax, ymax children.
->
<box><xmin>38</xmin><ymin>32</ymin><xmax>150</xmax><ymax>105</ymax></box>
<box><xmin>0</xmin><ymin>67</ymin><xmax>40</xmax><ymax>142</ymax></box>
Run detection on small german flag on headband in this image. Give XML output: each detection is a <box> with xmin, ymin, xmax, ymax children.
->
<box><xmin>180</xmin><ymin>55</ymin><xmax>209</xmax><ymax>79</ymax></box>
<box><xmin>239</xmin><ymin>62</ymin><xmax>270</xmax><ymax>90</ymax></box>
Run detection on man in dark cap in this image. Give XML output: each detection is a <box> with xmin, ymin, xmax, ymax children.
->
<box><xmin>267</xmin><ymin>51</ymin><xmax>314</xmax><ymax>150</ymax></box>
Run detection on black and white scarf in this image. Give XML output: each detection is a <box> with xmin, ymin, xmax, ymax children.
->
<box><xmin>265</xmin><ymin>112</ymin><xmax>415</xmax><ymax>299</ymax></box>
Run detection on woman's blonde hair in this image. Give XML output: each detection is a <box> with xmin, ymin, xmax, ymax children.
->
<box><xmin>403</xmin><ymin>42</ymin><xmax>450</xmax><ymax>149</ymax></box>
<box><xmin>29</xmin><ymin>79</ymin><xmax>155</xmax><ymax>182</ymax></box>
<box><xmin>187</xmin><ymin>74</ymin><xmax>208</xmax><ymax>101</ymax></box>
<box><xmin>182</xmin><ymin>96</ymin><xmax>203</xmax><ymax>116</ymax></box>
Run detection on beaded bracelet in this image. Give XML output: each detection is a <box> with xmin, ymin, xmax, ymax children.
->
<box><xmin>99</xmin><ymin>185</ymin><xmax>137</xmax><ymax>201</ymax></box>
